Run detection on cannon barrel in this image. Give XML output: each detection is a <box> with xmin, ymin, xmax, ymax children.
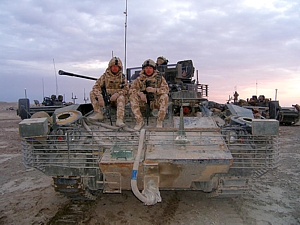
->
<box><xmin>58</xmin><ymin>70</ymin><xmax>97</xmax><ymax>81</ymax></box>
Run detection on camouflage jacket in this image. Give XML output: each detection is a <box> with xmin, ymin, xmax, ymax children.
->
<box><xmin>130</xmin><ymin>70</ymin><xmax>169</xmax><ymax>95</ymax></box>
<box><xmin>92</xmin><ymin>68</ymin><xmax>129</xmax><ymax>96</ymax></box>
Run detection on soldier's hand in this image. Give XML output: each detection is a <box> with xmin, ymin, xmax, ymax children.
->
<box><xmin>110</xmin><ymin>93</ymin><xmax>119</xmax><ymax>101</ymax></box>
<box><xmin>138</xmin><ymin>92</ymin><xmax>147</xmax><ymax>102</ymax></box>
<box><xmin>146</xmin><ymin>87</ymin><xmax>156</xmax><ymax>93</ymax></box>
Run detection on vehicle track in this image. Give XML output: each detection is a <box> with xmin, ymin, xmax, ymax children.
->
<box><xmin>47</xmin><ymin>200</ymin><xmax>97</xmax><ymax>225</ymax></box>
<box><xmin>47</xmin><ymin>191</ymin><xmax>246</xmax><ymax>225</ymax></box>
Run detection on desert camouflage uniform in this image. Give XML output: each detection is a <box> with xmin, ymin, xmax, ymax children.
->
<box><xmin>90</xmin><ymin>58</ymin><xmax>129</xmax><ymax>120</ymax></box>
<box><xmin>129</xmin><ymin>70</ymin><xmax>169</xmax><ymax>122</ymax></box>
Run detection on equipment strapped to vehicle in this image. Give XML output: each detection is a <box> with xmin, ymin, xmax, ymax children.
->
<box><xmin>55</xmin><ymin>110</ymin><xmax>82</xmax><ymax>126</ymax></box>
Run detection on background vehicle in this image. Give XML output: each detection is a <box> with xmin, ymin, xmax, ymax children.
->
<box><xmin>229</xmin><ymin>94</ymin><xmax>300</xmax><ymax>125</ymax></box>
<box><xmin>17</xmin><ymin>94</ymin><xmax>70</xmax><ymax>120</ymax></box>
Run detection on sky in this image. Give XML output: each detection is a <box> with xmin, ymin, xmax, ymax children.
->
<box><xmin>1</xmin><ymin>0</ymin><xmax>299</xmax><ymax>106</ymax></box>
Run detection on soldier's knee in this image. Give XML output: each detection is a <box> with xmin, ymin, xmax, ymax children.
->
<box><xmin>118</xmin><ymin>95</ymin><xmax>125</xmax><ymax>102</ymax></box>
<box><xmin>129</xmin><ymin>94</ymin><xmax>138</xmax><ymax>103</ymax></box>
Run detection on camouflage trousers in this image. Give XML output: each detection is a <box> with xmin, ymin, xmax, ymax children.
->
<box><xmin>130</xmin><ymin>93</ymin><xmax>168</xmax><ymax>122</ymax></box>
<box><xmin>90</xmin><ymin>91</ymin><xmax>126</xmax><ymax>119</ymax></box>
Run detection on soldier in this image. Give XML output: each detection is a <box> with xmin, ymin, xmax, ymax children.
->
<box><xmin>57</xmin><ymin>95</ymin><xmax>64</xmax><ymax>104</ymax></box>
<box><xmin>233</xmin><ymin>91</ymin><xmax>239</xmax><ymax>104</ymax></box>
<box><xmin>129</xmin><ymin>59</ymin><xmax>169</xmax><ymax>130</ymax></box>
<box><xmin>156</xmin><ymin>56</ymin><xmax>168</xmax><ymax>78</ymax></box>
<box><xmin>89</xmin><ymin>57</ymin><xmax>129</xmax><ymax>127</ymax></box>
<box><xmin>156</xmin><ymin>56</ymin><xmax>168</xmax><ymax>66</ymax></box>
<box><xmin>50</xmin><ymin>95</ymin><xmax>56</xmax><ymax>105</ymax></box>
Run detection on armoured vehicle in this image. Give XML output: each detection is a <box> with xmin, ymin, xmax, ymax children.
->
<box><xmin>268</xmin><ymin>102</ymin><xmax>300</xmax><ymax>125</ymax></box>
<box><xmin>231</xmin><ymin>94</ymin><xmax>300</xmax><ymax>125</ymax></box>
<box><xmin>19</xmin><ymin>60</ymin><xmax>279</xmax><ymax>205</ymax></box>
<box><xmin>17</xmin><ymin>94</ymin><xmax>69</xmax><ymax>120</ymax></box>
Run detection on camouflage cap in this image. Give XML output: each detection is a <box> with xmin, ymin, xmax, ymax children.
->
<box><xmin>142</xmin><ymin>59</ymin><xmax>156</xmax><ymax>69</ymax></box>
<box><xmin>108</xmin><ymin>57</ymin><xmax>123</xmax><ymax>69</ymax></box>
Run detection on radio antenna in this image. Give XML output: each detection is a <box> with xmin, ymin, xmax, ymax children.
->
<box><xmin>42</xmin><ymin>78</ymin><xmax>45</xmax><ymax>98</ymax></box>
<box><xmin>124</xmin><ymin>0</ymin><xmax>128</xmax><ymax>72</ymax></box>
<box><xmin>256</xmin><ymin>80</ymin><xmax>258</xmax><ymax>96</ymax></box>
<box><xmin>53</xmin><ymin>58</ymin><xmax>58</xmax><ymax>96</ymax></box>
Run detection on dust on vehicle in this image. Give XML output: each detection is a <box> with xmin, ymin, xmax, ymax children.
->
<box><xmin>19</xmin><ymin>59</ymin><xmax>279</xmax><ymax>205</ymax></box>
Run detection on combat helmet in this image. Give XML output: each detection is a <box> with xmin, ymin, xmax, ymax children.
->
<box><xmin>108</xmin><ymin>57</ymin><xmax>123</xmax><ymax>69</ymax></box>
<box><xmin>51</xmin><ymin>95</ymin><xmax>56</xmax><ymax>101</ymax></box>
<box><xmin>156</xmin><ymin>56</ymin><xmax>168</xmax><ymax>66</ymax></box>
<box><xmin>142</xmin><ymin>59</ymin><xmax>156</xmax><ymax>69</ymax></box>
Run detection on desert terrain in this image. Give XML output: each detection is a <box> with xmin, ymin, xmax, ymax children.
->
<box><xmin>0</xmin><ymin>101</ymin><xmax>299</xmax><ymax>225</ymax></box>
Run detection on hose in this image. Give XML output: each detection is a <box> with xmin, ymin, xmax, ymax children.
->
<box><xmin>130</xmin><ymin>129</ymin><xmax>161</xmax><ymax>205</ymax></box>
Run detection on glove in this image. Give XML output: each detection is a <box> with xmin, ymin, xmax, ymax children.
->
<box><xmin>110</xmin><ymin>93</ymin><xmax>119</xmax><ymax>101</ymax></box>
<box><xmin>146</xmin><ymin>87</ymin><xmax>156</xmax><ymax>93</ymax></box>
<box><xmin>138</xmin><ymin>92</ymin><xmax>147</xmax><ymax>102</ymax></box>
<box><xmin>96</xmin><ymin>97</ymin><xmax>105</xmax><ymax>107</ymax></box>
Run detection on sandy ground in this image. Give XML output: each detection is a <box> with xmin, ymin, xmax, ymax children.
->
<box><xmin>0</xmin><ymin>102</ymin><xmax>69</xmax><ymax>225</ymax></box>
<box><xmin>0</xmin><ymin>101</ymin><xmax>299</xmax><ymax>225</ymax></box>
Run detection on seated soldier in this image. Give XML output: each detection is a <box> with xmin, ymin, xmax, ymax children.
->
<box><xmin>50</xmin><ymin>94</ymin><xmax>56</xmax><ymax>105</ymax></box>
<box><xmin>57</xmin><ymin>95</ymin><xmax>64</xmax><ymax>105</ymax></box>
<box><xmin>129</xmin><ymin>59</ymin><xmax>169</xmax><ymax>130</ymax></box>
<box><xmin>89</xmin><ymin>57</ymin><xmax>129</xmax><ymax>127</ymax></box>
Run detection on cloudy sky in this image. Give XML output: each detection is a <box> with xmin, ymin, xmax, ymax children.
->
<box><xmin>1</xmin><ymin>0</ymin><xmax>299</xmax><ymax>106</ymax></box>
